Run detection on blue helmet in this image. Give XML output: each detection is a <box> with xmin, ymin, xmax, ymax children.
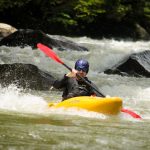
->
<box><xmin>75</xmin><ymin>59</ymin><xmax>89</xmax><ymax>73</ymax></box>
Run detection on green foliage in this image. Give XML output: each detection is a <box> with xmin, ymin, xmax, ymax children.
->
<box><xmin>74</xmin><ymin>0</ymin><xmax>105</xmax><ymax>23</ymax></box>
<box><xmin>144</xmin><ymin>1</ymin><xmax>150</xmax><ymax>18</ymax></box>
<box><xmin>0</xmin><ymin>0</ymin><xmax>31</xmax><ymax>10</ymax></box>
<box><xmin>104</xmin><ymin>0</ymin><xmax>129</xmax><ymax>19</ymax></box>
<box><xmin>42</xmin><ymin>0</ymin><xmax>77</xmax><ymax>28</ymax></box>
<box><xmin>50</xmin><ymin>13</ymin><xmax>77</xmax><ymax>27</ymax></box>
<box><xmin>0</xmin><ymin>0</ymin><xmax>149</xmax><ymax>35</ymax></box>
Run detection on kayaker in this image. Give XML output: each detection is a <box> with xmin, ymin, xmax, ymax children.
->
<box><xmin>53</xmin><ymin>59</ymin><xmax>103</xmax><ymax>101</ymax></box>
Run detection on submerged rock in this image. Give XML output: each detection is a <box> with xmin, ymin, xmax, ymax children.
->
<box><xmin>104</xmin><ymin>50</ymin><xmax>150</xmax><ymax>77</ymax></box>
<box><xmin>0</xmin><ymin>63</ymin><xmax>56</xmax><ymax>90</ymax></box>
<box><xmin>0</xmin><ymin>29</ymin><xmax>88</xmax><ymax>51</ymax></box>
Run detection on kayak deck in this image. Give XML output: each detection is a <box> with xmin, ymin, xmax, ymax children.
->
<box><xmin>48</xmin><ymin>96</ymin><xmax>122</xmax><ymax>115</ymax></box>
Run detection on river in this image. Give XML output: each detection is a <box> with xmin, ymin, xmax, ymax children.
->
<box><xmin>0</xmin><ymin>36</ymin><xmax>150</xmax><ymax>150</ymax></box>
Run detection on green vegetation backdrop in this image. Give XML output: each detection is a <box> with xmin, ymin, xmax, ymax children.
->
<box><xmin>0</xmin><ymin>0</ymin><xmax>150</xmax><ymax>38</ymax></box>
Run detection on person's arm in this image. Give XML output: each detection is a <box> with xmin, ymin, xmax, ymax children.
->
<box><xmin>53</xmin><ymin>75</ymin><xmax>68</xmax><ymax>89</ymax></box>
<box><xmin>53</xmin><ymin>69</ymin><xmax>77</xmax><ymax>89</ymax></box>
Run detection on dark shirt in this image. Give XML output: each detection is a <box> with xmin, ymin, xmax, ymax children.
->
<box><xmin>53</xmin><ymin>75</ymin><xmax>99</xmax><ymax>101</ymax></box>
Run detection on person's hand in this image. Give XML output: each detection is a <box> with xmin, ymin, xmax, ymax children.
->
<box><xmin>66</xmin><ymin>69</ymin><xmax>78</xmax><ymax>78</ymax></box>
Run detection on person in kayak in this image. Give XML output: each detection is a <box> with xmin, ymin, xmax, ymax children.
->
<box><xmin>53</xmin><ymin>59</ymin><xmax>104</xmax><ymax>101</ymax></box>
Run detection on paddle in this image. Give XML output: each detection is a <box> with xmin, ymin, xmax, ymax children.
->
<box><xmin>37</xmin><ymin>43</ymin><xmax>105</xmax><ymax>97</ymax></box>
<box><xmin>37</xmin><ymin>43</ymin><xmax>142</xmax><ymax>119</ymax></box>
<box><xmin>121</xmin><ymin>108</ymin><xmax>141</xmax><ymax>119</ymax></box>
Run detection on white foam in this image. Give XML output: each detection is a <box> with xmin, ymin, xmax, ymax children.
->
<box><xmin>0</xmin><ymin>85</ymin><xmax>48</xmax><ymax>114</ymax></box>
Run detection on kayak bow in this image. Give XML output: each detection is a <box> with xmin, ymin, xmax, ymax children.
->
<box><xmin>48</xmin><ymin>96</ymin><xmax>122</xmax><ymax>115</ymax></box>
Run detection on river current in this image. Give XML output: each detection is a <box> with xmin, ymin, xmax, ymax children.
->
<box><xmin>0</xmin><ymin>36</ymin><xmax>150</xmax><ymax>150</ymax></box>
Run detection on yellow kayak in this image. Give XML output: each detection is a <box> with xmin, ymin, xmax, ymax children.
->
<box><xmin>48</xmin><ymin>96</ymin><xmax>122</xmax><ymax>115</ymax></box>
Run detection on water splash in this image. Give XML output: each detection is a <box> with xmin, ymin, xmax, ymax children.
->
<box><xmin>0</xmin><ymin>84</ymin><xmax>48</xmax><ymax>114</ymax></box>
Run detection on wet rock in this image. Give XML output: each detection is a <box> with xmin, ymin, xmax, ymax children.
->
<box><xmin>0</xmin><ymin>63</ymin><xmax>56</xmax><ymax>90</ymax></box>
<box><xmin>0</xmin><ymin>23</ymin><xmax>17</xmax><ymax>38</ymax></box>
<box><xmin>134</xmin><ymin>23</ymin><xmax>150</xmax><ymax>40</ymax></box>
<box><xmin>0</xmin><ymin>29</ymin><xmax>88</xmax><ymax>51</ymax></box>
<box><xmin>104</xmin><ymin>50</ymin><xmax>150</xmax><ymax>77</ymax></box>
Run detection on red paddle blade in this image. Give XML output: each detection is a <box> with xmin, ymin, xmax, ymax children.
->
<box><xmin>37</xmin><ymin>43</ymin><xmax>64</xmax><ymax>64</ymax></box>
<box><xmin>121</xmin><ymin>108</ymin><xmax>142</xmax><ymax>119</ymax></box>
